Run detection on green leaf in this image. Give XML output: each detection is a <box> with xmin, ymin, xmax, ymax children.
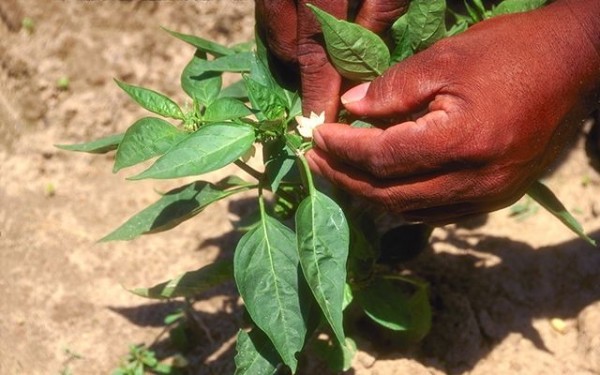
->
<box><xmin>131</xmin><ymin>260</ymin><xmax>233</xmax><ymax>299</ymax></box>
<box><xmin>296</xmin><ymin>190</ymin><xmax>349</xmax><ymax>345</ymax></box>
<box><xmin>101</xmin><ymin>178</ymin><xmax>247</xmax><ymax>241</ymax></box>
<box><xmin>471</xmin><ymin>0</ymin><xmax>488</xmax><ymax>18</ymax></box>
<box><xmin>181</xmin><ymin>53</ymin><xmax>222</xmax><ymax>105</ymax></box>
<box><xmin>389</xmin><ymin>17</ymin><xmax>414</xmax><ymax>63</ymax></box>
<box><xmin>392</xmin><ymin>0</ymin><xmax>446</xmax><ymax>54</ymax></box>
<box><xmin>355</xmin><ymin>276</ymin><xmax>431</xmax><ymax>341</ymax></box>
<box><xmin>115</xmin><ymin>80</ymin><xmax>184</xmax><ymax>120</ymax></box>
<box><xmin>234</xmin><ymin>329</ymin><xmax>281</xmax><ymax>375</ymax></box>
<box><xmin>113</xmin><ymin>117</ymin><xmax>187</xmax><ymax>172</ymax></box>
<box><xmin>219</xmin><ymin>80</ymin><xmax>248</xmax><ymax>100</ymax></box>
<box><xmin>203</xmin><ymin>97</ymin><xmax>252</xmax><ymax>122</ymax></box>
<box><xmin>446</xmin><ymin>19</ymin><xmax>469</xmax><ymax>37</ymax></box>
<box><xmin>527</xmin><ymin>181</ymin><xmax>596</xmax><ymax>246</ymax></box>
<box><xmin>243</xmin><ymin>76</ymin><xmax>287</xmax><ymax>121</ymax></box>
<box><xmin>492</xmin><ymin>0</ymin><xmax>546</xmax><ymax>16</ymax></box>
<box><xmin>264</xmin><ymin>138</ymin><xmax>297</xmax><ymax>193</ymax></box>
<box><xmin>307</xmin><ymin>4</ymin><xmax>389</xmax><ymax>81</ymax></box>
<box><xmin>464</xmin><ymin>0</ymin><xmax>482</xmax><ymax>23</ymax></box>
<box><xmin>193</xmin><ymin>52</ymin><xmax>253</xmax><ymax>73</ymax></box>
<box><xmin>162</xmin><ymin>27</ymin><xmax>235</xmax><ymax>57</ymax></box>
<box><xmin>56</xmin><ymin>133</ymin><xmax>124</xmax><ymax>154</ymax></box>
<box><xmin>312</xmin><ymin>337</ymin><xmax>357</xmax><ymax>372</ymax></box>
<box><xmin>234</xmin><ymin>213</ymin><xmax>308</xmax><ymax>372</ymax></box>
<box><xmin>130</xmin><ymin>123</ymin><xmax>256</xmax><ymax>180</ymax></box>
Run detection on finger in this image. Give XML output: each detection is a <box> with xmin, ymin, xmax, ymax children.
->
<box><xmin>313</xmin><ymin>110</ymin><xmax>473</xmax><ymax>180</ymax></box>
<box><xmin>355</xmin><ymin>0</ymin><xmax>409</xmax><ymax>34</ymax></box>
<box><xmin>255</xmin><ymin>0</ymin><xmax>298</xmax><ymax>64</ymax></box>
<box><xmin>298</xmin><ymin>0</ymin><xmax>348</xmax><ymax>121</ymax></box>
<box><xmin>306</xmin><ymin>147</ymin><xmax>482</xmax><ymax>213</ymax></box>
<box><xmin>341</xmin><ymin>46</ymin><xmax>449</xmax><ymax>117</ymax></box>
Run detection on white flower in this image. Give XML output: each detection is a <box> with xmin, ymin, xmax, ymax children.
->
<box><xmin>295</xmin><ymin>111</ymin><xmax>325</xmax><ymax>138</ymax></box>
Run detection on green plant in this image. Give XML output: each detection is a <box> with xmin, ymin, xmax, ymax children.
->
<box><xmin>113</xmin><ymin>344</ymin><xmax>181</xmax><ymax>375</ymax></box>
<box><xmin>58</xmin><ymin>1</ymin><xmax>595</xmax><ymax>373</ymax></box>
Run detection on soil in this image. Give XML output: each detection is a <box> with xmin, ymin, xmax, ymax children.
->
<box><xmin>1</xmin><ymin>1</ymin><xmax>599</xmax><ymax>374</ymax></box>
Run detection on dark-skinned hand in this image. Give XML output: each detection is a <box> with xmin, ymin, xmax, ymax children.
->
<box><xmin>306</xmin><ymin>0</ymin><xmax>600</xmax><ymax>224</ymax></box>
<box><xmin>255</xmin><ymin>0</ymin><xmax>409</xmax><ymax>121</ymax></box>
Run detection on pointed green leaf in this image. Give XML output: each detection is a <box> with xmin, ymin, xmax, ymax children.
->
<box><xmin>131</xmin><ymin>260</ymin><xmax>233</xmax><ymax>299</ymax></box>
<box><xmin>113</xmin><ymin>117</ymin><xmax>187</xmax><ymax>172</ymax></box>
<box><xmin>243</xmin><ymin>76</ymin><xmax>286</xmax><ymax>121</ymax></box>
<box><xmin>392</xmin><ymin>0</ymin><xmax>446</xmax><ymax>53</ymax></box>
<box><xmin>101</xmin><ymin>179</ymin><xmax>245</xmax><ymax>241</ymax></box>
<box><xmin>492</xmin><ymin>0</ymin><xmax>546</xmax><ymax>16</ymax></box>
<box><xmin>203</xmin><ymin>97</ymin><xmax>252</xmax><ymax>122</ymax></box>
<box><xmin>181</xmin><ymin>53</ymin><xmax>222</xmax><ymax>105</ymax></box>
<box><xmin>130</xmin><ymin>123</ymin><xmax>255</xmax><ymax>180</ymax></box>
<box><xmin>56</xmin><ymin>133</ymin><xmax>124</xmax><ymax>154</ymax></box>
<box><xmin>219</xmin><ymin>79</ymin><xmax>248</xmax><ymax>100</ymax></box>
<box><xmin>264</xmin><ymin>138</ymin><xmax>297</xmax><ymax>193</ymax></box>
<box><xmin>355</xmin><ymin>277</ymin><xmax>431</xmax><ymax>339</ymax></box>
<box><xmin>307</xmin><ymin>4</ymin><xmax>390</xmax><ymax>81</ymax></box>
<box><xmin>162</xmin><ymin>27</ymin><xmax>235</xmax><ymax>57</ymax></box>
<box><xmin>234</xmin><ymin>329</ymin><xmax>281</xmax><ymax>375</ymax></box>
<box><xmin>115</xmin><ymin>79</ymin><xmax>184</xmax><ymax>120</ymax></box>
<box><xmin>193</xmin><ymin>52</ymin><xmax>254</xmax><ymax>73</ymax></box>
<box><xmin>234</xmin><ymin>213</ymin><xmax>308</xmax><ymax>372</ymax></box>
<box><xmin>527</xmin><ymin>181</ymin><xmax>596</xmax><ymax>246</ymax></box>
<box><xmin>296</xmin><ymin>190</ymin><xmax>349</xmax><ymax>344</ymax></box>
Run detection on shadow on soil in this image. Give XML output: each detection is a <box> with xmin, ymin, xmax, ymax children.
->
<box><xmin>108</xmin><ymin>197</ymin><xmax>600</xmax><ymax>374</ymax></box>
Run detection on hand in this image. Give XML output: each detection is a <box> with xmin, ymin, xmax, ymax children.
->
<box><xmin>307</xmin><ymin>0</ymin><xmax>600</xmax><ymax>224</ymax></box>
<box><xmin>255</xmin><ymin>0</ymin><xmax>408</xmax><ymax>121</ymax></box>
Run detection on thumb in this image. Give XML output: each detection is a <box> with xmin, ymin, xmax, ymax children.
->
<box><xmin>341</xmin><ymin>53</ymin><xmax>445</xmax><ymax>118</ymax></box>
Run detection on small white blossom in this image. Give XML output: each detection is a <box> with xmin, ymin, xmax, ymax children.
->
<box><xmin>295</xmin><ymin>111</ymin><xmax>325</xmax><ymax>138</ymax></box>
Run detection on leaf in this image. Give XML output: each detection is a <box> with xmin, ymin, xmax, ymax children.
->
<box><xmin>243</xmin><ymin>76</ymin><xmax>287</xmax><ymax>121</ymax></box>
<box><xmin>389</xmin><ymin>17</ymin><xmax>414</xmax><ymax>63</ymax></box>
<box><xmin>113</xmin><ymin>117</ymin><xmax>187</xmax><ymax>172</ymax></box>
<box><xmin>131</xmin><ymin>260</ymin><xmax>233</xmax><ymax>299</ymax></box>
<box><xmin>234</xmin><ymin>213</ymin><xmax>308</xmax><ymax>372</ymax></box>
<box><xmin>307</xmin><ymin>4</ymin><xmax>389</xmax><ymax>81</ymax></box>
<box><xmin>115</xmin><ymin>80</ymin><xmax>184</xmax><ymax>120</ymax></box>
<box><xmin>181</xmin><ymin>53</ymin><xmax>222</xmax><ymax>105</ymax></box>
<box><xmin>492</xmin><ymin>0</ymin><xmax>546</xmax><ymax>16</ymax></box>
<box><xmin>527</xmin><ymin>181</ymin><xmax>596</xmax><ymax>246</ymax></box>
<box><xmin>312</xmin><ymin>337</ymin><xmax>357</xmax><ymax>372</ymax></box>
<box><xmin>193</xmin><ymin>52</ymin><xmax>254</xmax><ymax>73</ymax></box>
<box><xmin>392</xmin><ymin>0</ymin><xmax>446</xmax><ymax>54</ymax></box>
<box><xmin>234</xmin><ymin>329</ymin><xmax>281</xmax><ymax>375</ymax></box>
<box><xmin>203</xmin><ymin>97</ymin><xmax>252</xmax><ymax>122</ymax></box>
<box><xmin>355</xmin><ymin>276</ymin><xmax>431</xmax><ymax>341</ymax></box>
<box><xmin>446</xmin><ymin>19</ymin><xmax>469</xmax><ymax>37</ymax></box>
<box><xmin>219</xmin><ymin>79</ymin><xmax>248</xmax><ymax>100</ymax></box>
<box><xmin>130</xmin><ymin>123</ymin><xmax>255</xmax><ymax>180</ymax></box>
<box><xmin>56</xmin><ymin>133</ymin><xmax>124</xmax><ymax>154</ymax></box>
<box><xmin>101</xmin><ymin>179</ymin><xmax>245</xmax><ymax>241</ymax></box>
<box><xmin>296</xmin><ymin>190</ymin><xmax>349</xmax><ymax>344</ymax></box>
<box><xmin>162</xmin><ymin>27</ymin><xmax>234</xmax><ymax>57</ymax></box>
<box><xmin>264</xmin><ymin>138</ymin><xmax>297</xmax><ymax>193</ymax></box>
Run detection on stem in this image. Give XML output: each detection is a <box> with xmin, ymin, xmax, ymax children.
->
<box><xmin>234</xmin><ymin>160</ymin><xmax>263</xmax><ymax>181</ymax></box>
<box><xmin>296</xmin><ymin>151</ymin><xmax>315</xmax><ymax>196</ymax></box>
<box><xmin>380</xmin><ymin>274</ymin><xmax>427</xmax><ymax>288</ymax></box>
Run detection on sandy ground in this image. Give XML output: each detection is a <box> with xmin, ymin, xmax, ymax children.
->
<box><xmin>1</xmin><ymin>1</ymin><xmax>600</xmax><ymax>374</ymax></box>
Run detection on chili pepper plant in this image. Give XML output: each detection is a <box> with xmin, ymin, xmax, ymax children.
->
<box><xmin>58</xmin><ymin>0</ymin><xmax>594</xmax><ymax>373</ymax></box>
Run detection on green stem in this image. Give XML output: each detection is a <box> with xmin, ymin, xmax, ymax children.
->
<box><xmin>296</xmin><ymin>151</ymin><xmax>315</xmax><ymax>196</ymax></box>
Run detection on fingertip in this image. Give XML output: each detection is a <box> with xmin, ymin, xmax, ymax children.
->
<box><xmin>341</xmin><ymin>82</ymin><xmax>370</xmax><ymax>106</ymax></box>
<box><xmin>312</xmin><ymin>126</ymin><xmax>327</xmax><ymax>151</ymax></box>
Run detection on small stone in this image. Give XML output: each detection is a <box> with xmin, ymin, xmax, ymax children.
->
<box><xmin>550</xmin><ymin>318</ymin><xmax>568</xmax><ymax>334</ymax></box>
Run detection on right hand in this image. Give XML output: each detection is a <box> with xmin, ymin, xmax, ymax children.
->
<box><xmin>255</xmin><ymin>0</ymin><xmax>409</xmax><ymax>121</ymax></box>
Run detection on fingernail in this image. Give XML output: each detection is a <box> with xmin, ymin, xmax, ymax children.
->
<box><xmin>341</xmin><ymin>82</ymin><xmax>370</xmax><ymax>105</ymax></box>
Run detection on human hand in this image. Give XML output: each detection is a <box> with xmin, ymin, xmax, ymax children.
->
<box><xmin>255</xmin><ymin>0</ymin><xmax>408</xmax><ymax>121</ymax></box>
<box><xmin>306</xmin><ymin>0</ymin><xmax>600</xmax><ymax>224</ymax></box>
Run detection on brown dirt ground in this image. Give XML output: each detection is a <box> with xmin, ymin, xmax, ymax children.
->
<box><xmin>1</xmin><ymin>1</ymin><xmax>599</xmax><ymax>374</ymax></box>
